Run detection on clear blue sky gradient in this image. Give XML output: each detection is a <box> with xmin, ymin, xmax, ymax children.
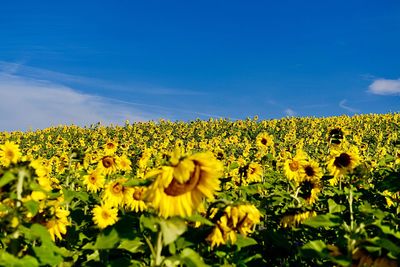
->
<box><xmin>0</xmin><ymin>0</ymin><xmax>399</xmax><ymax>129</ymax></box>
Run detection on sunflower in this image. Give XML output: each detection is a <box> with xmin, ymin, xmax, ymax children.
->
<box><xmin>299</xmin><ymin>160</ymin><xmax>323</xmax><ymax>181</ymax></box>
<box><xmin>206</xmin><ymin>204</ymin><xmax>261</xmax><ymax>248</ymax></box>
<box><xmin>45</xmin><ymin>206</ymin><xmax>70</xmax><ymax>241</ymax></box>
<box><xmin>0</xmin><ymin>141</ymin><xmax>21</xmax><ymax>167</ymax></box>
<box><xmin>297</xmin><ymin>178</ymin><xmax>321</xmax><ymax>205</ymax></box>
<box><xmin>117</xmin><ymin>155</ymin><xmax>132</xmax><ymax>172</ymax></box>
<box><xmin>83</xmin><ymin>169</ymin><xmax>105</xmax><ymax>193</ymax></box>
<box><xmin>145</xmin><ymin>151</ymin><xmax>222</xmax><ymax>218</ymax></box>
<box><xmin>103</xmin><ymin>140</ymin><xmax>118</xmax><ymax>155</ymax></box>
<box><xmin>97</xmin><ymin>155</ymin><xmax>119</xmax><ymax>175</ymax></box>
<box><xmin>92</xmin><ymin>204</ymin><xmax>119</xmax><ymax>229</ymax></box>
<box><xmin>283</xmin><ymin>150</ymin><xmax>308</xmax><ymax>182</ymax></box>
<box><xmin>246</xmin><ymin>162</ymin><xmax>263</xmax><ymax>184</ymax></box>
<box><xmin>103</xmin><ymin>178</ymin><xmax>129</xmax><ymax>207</ymax></box>
<box><xmin>327</xmin><ymin>146</ymin><xmax>361</xmax><ymax>186</ymax></box>
<box><xmin>255</xmin><ymin>132</ymin><xmax>274</xmax><ymax>150</ymax></box>
<box><xmin>124</xmin><ymin>186</ymin><xmax>147</xmax><ymax>212</ymax></box>
<box><xmin>280</xmin><ymin>211</ymin><xmax>317</xmax><ymax>228</ymax></box>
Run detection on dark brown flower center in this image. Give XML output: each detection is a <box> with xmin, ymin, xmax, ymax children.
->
<box><xmin>102</xmin><ymin>156</ymin><xmax>115</xmax><ymax>168</ymax></box>
<box><xmin>102</xmin><ymin>211</ymin><xmax>110</xmax><ymax>220</ymax></box>
<box><xmin>106</xmin><ymin>143</ymin><xmax>115</xmax><ymax>149</ymax></box>
<box><xmin>89</xmin><ymin>175</ymin><xmax>97</xmax><ymax>183</ymax></box>
<box><xmin>261</xmin><ymin>138</ymin><xmax>268</xmax><ymax>145</ymax></box>
<box><xmin>334</xmin><ymin>153</ymin><xmax>351</xmax><ymax>168</ymax></box>
<box><xmin>304</xmin><ymin>166</ymin><xmax>315</xmax><ymax>177</ymax></box>
<box><xmin>164</xmin><ymin>162</ymin><xmax>201</xmax><ymax>196</ymax></box>
<box><xmin>6</xmin><ymin>150</ymin><xmax>14</xmax><ymax>158</ymax></box>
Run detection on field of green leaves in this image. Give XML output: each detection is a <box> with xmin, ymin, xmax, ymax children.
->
<box><xmin>0</xmin><ymin>113</ymin><xmax>399</xmax><ymax>266</ymax></box>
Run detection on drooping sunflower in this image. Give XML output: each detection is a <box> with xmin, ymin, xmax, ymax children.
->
<box><xmin>145</xmin><ymin>151</ymin><xmax>222</xmax><ymax>218</ymax></box>
<box><xmin>45</xmin><ymin>206</ymin><xmax>70</xmax><ymax>241</ymax></box>
<box><xmin>83</xmin><ymin>169</ymin><xmax>105</xmax><ymax>193</ymax></box>
<box><xmin>327</xmin><ymin>146</ymin><xmax>361</xmax><ymax>186</ymax></box>
<box><xmin>297</xmin><ymin>178</ymin><xmax>321</xmax><ymax>205</ymax></box>
<box><xmin>280</xmin><ymin>211</ymin><xmax>317</xmax><ymax>228</ymax></box>
<box><xmin>92</xmin><ymin>204</ymin><xmax>119</xmax><ymax>229</ymax></box>
<box><xmin>0</xmin><ymin>141</ymin><xmax>21</xmax><ymax>167</ymax></box>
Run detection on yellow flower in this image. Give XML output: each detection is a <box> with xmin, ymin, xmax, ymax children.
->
<box><xmin>92</xmin><ymin>204</ymin><xmax>119</xmax><ymax>229</ymax></box>
<box><xmin>97</xmin><ymin>155</ymin><xmax>119</xmax><ymax>175</ymax></box>
<box><xmin>103</xmin><ymin>178</ymin><xmax>128</xmax><ymax>207</ymax></box>
<box><xmin>255</xmin><ymin>132</ymin><xmax>274</xmax><ymax>150</ymax></box>
<box><xmin>280</xmin><ymin>211</ymin><xmax>317</xmax><ymax>228</ymax></box>
<box><xmin>83</xmin><ymin>169</ymin><xmax>105</xmax><ymax>193</ymax></box>
<box><xmin>117</xmin><ymin>155</ymin><xmax>132</xmax><ymax>172</ymax></box>
<box><xmin>124</xmin><ymin>187</ymin><xmax>147</xmax><ymax>212</ymax></box>
<box><xmin>327</xmin><ymin>146</ymin><xmax>361</xmax><ymax>185</ymax></box>
<box><xmin>145</xmin><ymin>151</ymin><xmax>222</xmax><ymax>218</ymax></box>
<box><xmin>46</xmin><ymin>207</ymin><xmax>70</xmax><ymax>241</ymax></box>
<box><xmin>0</xmin><ymin>141</ymin><xmax>21</xmax><ymax>167</ymax></box>
<box><xmin>283</xmin><ymin>150</ymin><xmax>308</xmax><ymax>182</ymax></box>
<box><xmin>103</xmin><ymin>140</ymin><xmax>118</xmax><ymax>155</ymax></box>
<box><xmin>246</xmin><ymin>162</ymin><xmax>263</xmax><ymax>184</ymax></box>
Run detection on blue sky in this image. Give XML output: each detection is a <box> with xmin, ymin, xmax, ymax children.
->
<box><xmin>0</xmin><ymin>0</ymin><xmax>399</xmax><ymax>131</ymax></box>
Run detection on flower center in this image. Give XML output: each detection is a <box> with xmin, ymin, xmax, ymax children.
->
<box><xmin>164</xmin><ymin>163</ymin><xmax>201</xmax><ymax>196</ymax></box>
<box><xmin>112</xmin><ymin>183</ymin><xmax>122</xmax><ymax>194</ymax></box>
<box><xmin>102</xmin><ymin>211</ymin><xmax>110</xmax><ymax>220</ymax></box>
<box><xmin>133</xmin><ymin>188</ymin><xmax>144</xmax><ymax>200</ymax></box>
<box><xmin>304</xmin><ymin>166</ymin><xmax>315</xmax><ymax>177</ymax></box>
<box><xmin>89</xmin><ymin>175</ymin><xmax>97</xmax><ymax>183</ymax></box>
<box><xmin>261</xmin><ymin>138</ymin><xmax>268</xmax><ymax>145</ymax></box>
<box><xmin>106</xmin><ymin>143</ymin><xmax>115</xmax><ymax>149</ymax></box>
<box><xmin>5</xmin><ymin>150</ymin><xmax>14</xmax><ymax>159</ymax></box>
<box><xmin>102</xmin><ymin>156</ymin><xmax>114</xmax><ymax>168</ymax></box>
<box><xmin>289</xmin><ymin>160</ymin><xmax>299</xmax><ymax>171</ymax></box>
<box><xmin>334</xmin><ymin>153</ymin><xmax>351</xmax><ymax>168</ymax></box>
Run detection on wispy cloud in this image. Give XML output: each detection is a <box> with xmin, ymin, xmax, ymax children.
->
<box><xmin>0</xmin><ymin>73</ymin><xmax>156</xmax><ymax>131</ymax></box>
<box><xmin>368</xmin><ymin>78</ymin><xmax>400</xmax><ymax>95</ymax></box>
<box><xmin>0</xmin><ymin>61</ymin><xmax>204</xmax><ymax>96</ymax></box>
<box><xmin>339</xmin><ymin>99</ymin><xmax>359</xmax><ymax>113</ymax></box>
<box><xmin>284</xmin><ymin>108</ymin><xmax>296</xmax><ymax>116</ymax></box>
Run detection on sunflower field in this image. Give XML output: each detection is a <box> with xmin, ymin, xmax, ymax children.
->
<box><xmin>0</xmin><ymin>113</ymin><xmax>399</xmax><ymax>267</ymax></box>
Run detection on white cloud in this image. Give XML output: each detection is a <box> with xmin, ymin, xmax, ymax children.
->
<box><xmin>339</xmin><ymin>99</ymin><xmax>359</xmax><ymax>113</ymax></box>
<box><xmin>284</xmin><ymin>108</ymin><xmax>296</xmax><ymax>116</ymax></box>
<box><xmin>0</xmin><ymin>73</ymin><xmax>154</xmax><ymax>132</ymax></box>
<box><xmin>368</xmin><ymin>78</ymin><xmax>400</xmax><ymax>95</ymax></box>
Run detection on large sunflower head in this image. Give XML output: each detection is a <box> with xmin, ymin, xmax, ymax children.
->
<box><xmin>327</xmin><ymin>146</ymin><xmax>361</xmax><ymax>185</ymax></box>
<box><xmin>145</xmin><ymin>151</ymin><xmax>223</xmax><ymax>218</ymax></box>
<box><xmin>283</xmin><ymin>149</ymin><xmax>308</xmax><ymax>182</ymax></box>
<box><xmin>255</xmin><ymin>132</ymin><xmax>274</xmax><ymax>150</ymax></box>
<box><xmin>297</xmin><ymin>178</ymin><xmax>321</xmax><ymax>205</ymax></box>
<box><xmin>0</xmin><ymin>141</ymin><xmax>22</xmax><ymax>167</ymax></box>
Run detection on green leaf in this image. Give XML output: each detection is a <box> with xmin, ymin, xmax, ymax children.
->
<box><xmin>118</xmin><ymin>238</ymin><xmax>144</xmax><ymax>253</ymax></box>
<box><xmin>303</xmin><ymin>214</ymin><xmax>341</xmax><ymax>228</ymax></box>
<box><xmin>369</xmin><ymin>237</ymin><xmax>400</xmax><ymax>256</ymax></box>
<box><xmin>0</xmin><ymin>252</ymin><xmax>39</xmax><ymax>267</ymax></box>
<box><xmin>62</xmin><ymin>188</ymin><xmax>89</xmax><ymax>203</ymax></box>
<box><xmin>123</xmin><ymin>179</ymin><xmax>152</xmax><ymax>187</ymax></box>
<box><xmin>234</xmin><ymin>235</ymin><xmax>258</xmax><ymax>250</ymax></box>
<box><xmin>33</xmin><ymin>245</ymin><xmax>63</xmax><ymax>266</ymax></box>
<box><xmin>140</xmin><ymin>215</ymin><xmax>160</xmax><ymax>232</ymax></box>
<box><xmin>180</xmin><ymin>248</ymin><xmax>209</xmax><ymax>267</ymax></box>
<box><xmin>0</xmin><ymin>171</ymin><xmax>16</xmax><ymax>188</ymax></box>
<box><xmin>328</xmin><ymin>199</ymin><xmax>346</xmax><ymax>214</ymax></box>
<box><xmin>159</xmin><ymin>218</ymin><xmax>187</xmax><ymax>246</ymax></box>
<box><xmin>185</xmin><ymin>214</ymin><xmax>214</xmax><ymax>226</ymax></box>
<box><xmin>24</xmin><ymin>200</ymin><xmax>39</xmax><ymax>217</ymax></box>
<box><xmin>300</xmin><ymin>240</ymin><xmax>329</xmax><ymax>259</ymax></box>
<box><xmin>94</xmin><ymin>228</ymin><xmax>120</xmax><ymax>249</ymax></box>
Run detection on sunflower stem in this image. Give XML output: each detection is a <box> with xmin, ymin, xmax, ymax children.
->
<box><xmin>154</xmin><ymin>231</ymin><xmax>163</xmax><ymax>266</ymax></box>
<box><xmin>16</xmin><ymin>168</ymin><xmax>28</xmax><ymax>207</ymax></box>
